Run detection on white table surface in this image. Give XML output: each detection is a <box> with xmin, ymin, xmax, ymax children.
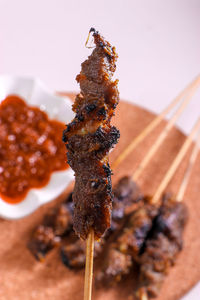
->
<box><xmin>0</xmin><ymin>0</ymin><xmax>200</xmax><ymax>298</ymax></box>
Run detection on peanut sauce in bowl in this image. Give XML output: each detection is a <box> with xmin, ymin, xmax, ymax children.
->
<box><xmin>0</xmin><ymin>95</ymin><xmax>69</xmax><ymax>204</ymax></box>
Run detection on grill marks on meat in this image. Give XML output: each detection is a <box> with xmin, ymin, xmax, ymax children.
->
<box><xmin>137</xmin><ymin>197</ymin><xmax>188</xmax><ymax>298</ymax></box>
<box><xmin>62</xmin><ymin>28</ymin><xmax>120</xmax><ymax>240</ymax></box>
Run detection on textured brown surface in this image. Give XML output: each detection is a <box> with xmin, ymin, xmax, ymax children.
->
<box><xmin>0</xmin><ymin>98</ymin><xmax>200</xmax><ymax>300</ymax></box>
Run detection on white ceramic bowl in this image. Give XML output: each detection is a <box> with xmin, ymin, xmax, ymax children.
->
<box><xmin>0</xmin><ymin>75</ymin><xmax>74</xmax><ymax>219</ymax></box>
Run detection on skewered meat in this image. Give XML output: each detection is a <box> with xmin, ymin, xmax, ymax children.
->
<box><xmin>28</xmin><ymin>225</ymin><xmax>61</xmax><ymax>261</ymax></box>
<box><xmin>28</xmin><ymin>193</ymin><xmax>73</xmax><ymax>260</ymax></box>
<box><xmin>95</xmin><ymin>182</ymin><xmax>144</xmax><ymax>285</ymax></box>
<box><xmin>28</xmin><ymin>176</ymin><xmax>142</xmax><ymax>263</ymax></box>
<box><xmin>112</xmin><ymin>176</ymin><xmax>143</xmax><ymax>220</ymax></box>
<box><xmin>61</xmin><ymin>177</ymin><xmax>142</xmax><ymax>269</ymax></box>
<box><xmin>96</xmin><ymin>247</ymin><xmax>132</xmax><ymax>286</ymax></box>
<box><xmin>154</xmin><ymin>195</ymin><xmax>188</xmax><ymax>247</ymax></box>
<box><xmin>96</xmin><ymin>194</ymin><xmax>188</xmax><ymax>291</ymax></box>
<box><xmin>117</xmin><ymin>197</ymin><xmax>158</xmax><ymax>260</ymax></box>
<box><xmin>96</xmin><ymin>196</ymin><xmax>156</xmax><ymax>283</ymax></box>
<box><xmin>61</xmin><ymin>234</ymin><xmax>86</xmax><ymax>269</ymax></box>
<box><xmin>106</xmin><ymin>176</ymin><xmax>143</xmax><ymax>238</ymax></box>
<box><xmin>137</xmin><ymin>197</ymin><xmax>188</xmax><ymax>298</ymax></box>
<box><xmin>62</xmin><ymin>28</ymin><xmax>120</xmax><ymax>240</ymax></box>
<box><xmin>138</xmin><ymin>233</ymin><xmax>178</xmax><ymax>297</ymax></box>
<box><xmin>61</xmin><ymin>231</ymin><xmax>103</xmax><ymax>269</ymax></box>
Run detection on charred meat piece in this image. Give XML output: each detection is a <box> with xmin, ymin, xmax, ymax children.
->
<box><xmin>45</xmin><ymin>202</ymin><xmax>73</xmax><ymax>236</ymax></box>
<box><xmin>96</xmin><ymin>247</ymin><xmax>132</xmax><ymax>286</ymax></box>
<box><xmin>28</xmin><ymin>193</ymin><xmax>73</xmax><ymax>260</ymax></box>
<box><xmin>61</xmin><ymin>232</ymin><xmax>103</xmax><ymax>269</ymax></box>
<box><xmin>61</xmin><ymin>177</ymin><xmax>142</xmax><ymax>270</ymax></box>
<box><xmin>28</xmin><ymin>225</ymin><xmax>61</xmax><ymax>261</ymax></box>
<box><xmin>63</xmin><ymin>28</ymin><xmax>120</xmax><ymax>240</ymax></box>
<box><xmin>117</xmin><ymin>197</ymin><xmax>158</xmax><ymax>260</ymax></box>
<box><xmin>137</xmin><ymin>197</ymin><xmax>188</xmax><ymax>298</ymax></box>
<box><xmin>105</xmin><ymin>176</ymin><xmax>143</xmax><ymax>238</ymax></box>
<box><xmin>138</xmin><ymin>233</ymin><xmax>178</xmax><ymax>298</ymax></box>
<box><xmin>95</xmin><ymin>184</ymin><xmax>144</xmax><ymax>286</ymax></box>
<box><xmin>112</xmin><ymin>176</ymin><xmax>143</xmax><ymax>220</ymax></box>
<box><xmin>61</xmin><ymin>238</ymin><xmax>86</xmax><ymax>269</ymax></box>
<box><xmin>154</xmin><ymin>196</ymin><xmax>188</xmax><ymax>247</ymax></box>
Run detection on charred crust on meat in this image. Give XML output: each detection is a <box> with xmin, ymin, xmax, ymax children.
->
<box><xmin>97</xmin><ymin>106</ymin><xmax>107</xmax><ymax>119</ymax></box>
<box><xmin>135</xmin><ymin>195</ymin><xmax>188</xmax><ymax>297</ymax></box>
<box><xmin>85</xmin><ymin>103</ymin><xmax>97</xmax><ymax>113</ymax></box>
<box><xmin>75</xmin><ymin>114</ymin><xmax>84</xmax><ymax>122</ymax></box>
<box><xmin>103</xmin><ymin>164</ymin><xmax>112</xmax><ymax>177</ymax></box>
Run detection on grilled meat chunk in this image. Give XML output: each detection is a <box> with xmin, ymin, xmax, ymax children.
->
<box><xmin>137</xmin><ymin>197</ymin><xmax>188</xmax><ymax>298</ymax></box>
<box><xmin>112</xmin><ymin>176</ymin><xmax>143</xmax><ymax>220</ymax></box>
<box><xmin>117</xmin><ymin>197</ymin><xmax>158</xmax><ymax>260</ymax></box>
<box><xmin>61</xmin><ymin>177</ymin><xmax>142</xmax><ymax>269</ymax></box>
<box><xmin>28</xmin><ymin>193</ymin><xmax>73</xmax><ymax>260</ymax></box>
<box><xmin>61</xmin><ymin>231</ymin><xmax>103</xmax><ymax>269</ymax></box>
<box><xmin>28</xmin><ymin>225</ymin><xmax>61</xmax><ymax>261</ymax></box>
<box><xmin>63</xmin><ymin>28</ymin><xmax>120</xmax><ymax>240</ymax></box>
<box><xmin>95</xmin><ymin>181</ymin><xmax>144</xmax><ymax>285</ymax></box>
<box><xmin>96</xmin><ymin>247</ymin><xmax>132</xmax><ymax>286</ymax></box>
<box><xmin>138</xmin><ymin>233</ymin><xmax>177</xmax><ymax>297</ymax></box>
<box><xmin>61</xmin><ymin>237</ymin><xmax>86</xmax><ymax>269</ymax></box>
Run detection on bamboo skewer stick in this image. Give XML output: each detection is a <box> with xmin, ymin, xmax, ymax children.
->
<box><xmin>176</xmin><ymin>130</ymin><xmax>200</xmax><ymax>202</ymax></box>
<box><xmin>138</xmin><ymin>288</ymin><xmax>148</xmax><ymax>300</ymax></box>
<box><xmin>84</xmin><ymin>230</ymin><xmax>94</xmax><ymax>300</ymax></box>
<box><xmin>112</xmin><ymin>75</ymin><xmax>200</xmax><ymax>170</ymax></box>
<box><xmin>132</xmin><ymin>83</ymin><xmax>198</xmax><ymax>181</ymax></box>
<box><xmin>151</xmin><ymin>117</ymin><xmax>200</xmax><ymax>204</ymax></box>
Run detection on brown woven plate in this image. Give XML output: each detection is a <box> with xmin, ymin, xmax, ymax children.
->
<box><xmin>0</xmin><ymin>97</ymin><xmax>199</xmax><ymax>300</ymax></box>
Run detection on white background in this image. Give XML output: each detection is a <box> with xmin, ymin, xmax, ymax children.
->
<box><xmin>0</xmin><ymin>0</ymin><xmax>200</xmax><ymax>298</ymax></box>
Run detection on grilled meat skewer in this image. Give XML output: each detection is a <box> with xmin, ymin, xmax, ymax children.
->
<box><xmin>137</xmin><ymin>197</ymin><xmax>188</xmax><ymax>298</ymax></box>
<box><xmin>63</xmin><ymin>28</ymin><xmax>120</xmax><ymax>240</ymax></box>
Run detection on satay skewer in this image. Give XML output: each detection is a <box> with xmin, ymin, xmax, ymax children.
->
<box><xmin>112</xmin><ymin>74</ymin><xmax>200</xmax><ymax>170</ymax></box>
<box><xmin>139</xmin><ymin>288</ymin><xmax>148</xmax><ymax>300</ymax></box>
<box><xmin>63</xmin><ymin>29</ymin><xmax>120</xmax><ymax>300</ymax></box>
<box><xmin>138</xmin><ymin>124</ymin><xmax>200</xmax><ymax>300</ymax></box>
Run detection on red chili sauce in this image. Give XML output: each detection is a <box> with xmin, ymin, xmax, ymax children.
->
<box><xmin>0</xmin><ymin>95</ymin><xmax>68</xmax><ymax>204</ymax></box>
